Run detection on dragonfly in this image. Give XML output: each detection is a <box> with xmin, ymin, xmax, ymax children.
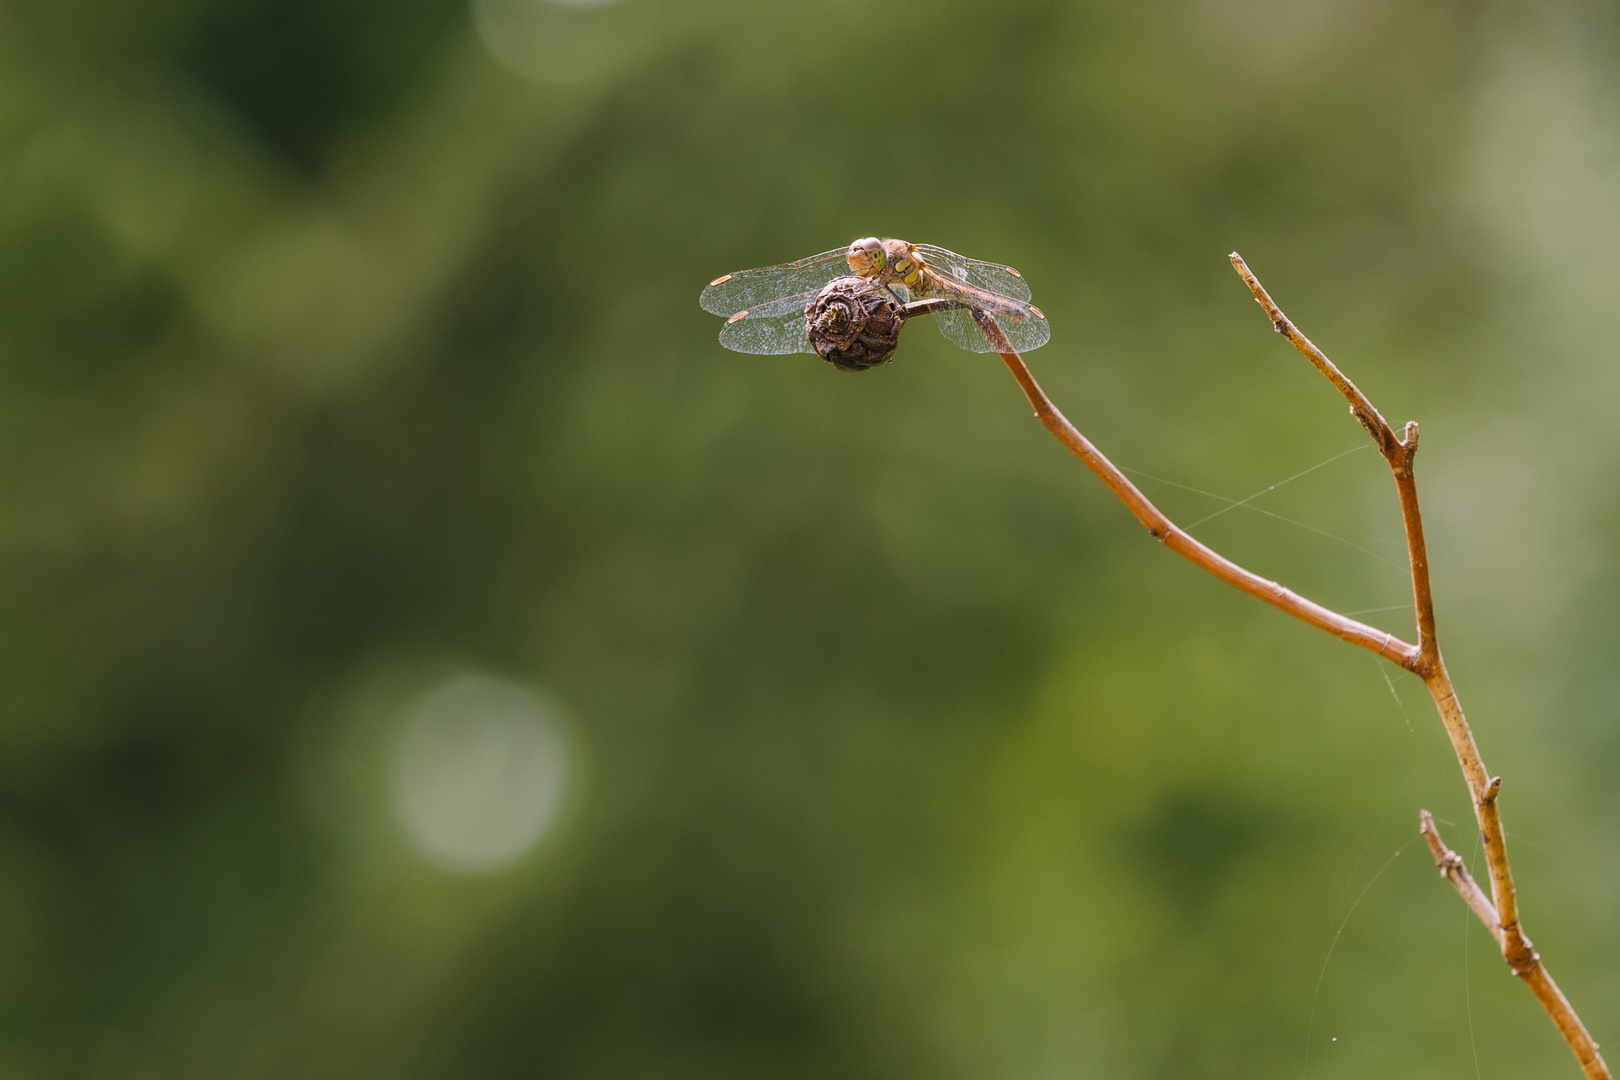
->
<box><xmin>700</xmin><ymin>237</ymin><xmax>1050</xmax><ymax>355</ymax></box>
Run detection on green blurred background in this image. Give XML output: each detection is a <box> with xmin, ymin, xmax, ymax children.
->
<box><xmin>0</xmin><ymin>0</ymin><xmax>1617</xmax><ymax>1076</ymax></box>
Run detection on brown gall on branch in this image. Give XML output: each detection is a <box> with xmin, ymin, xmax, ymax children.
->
<box><xmin>804</xmin><ymin>276</ymin><xmax>906</xmax><ymax>371</ymax></box>
<box><xmin>803</xmin><ymin>279</ymin><xmax>974</xmax><ymax>372</ymax></box>
<box><xmin>973</xmin><ymin>260</ymin><xmax>1609</xmax><ymax>1080</ymax></box>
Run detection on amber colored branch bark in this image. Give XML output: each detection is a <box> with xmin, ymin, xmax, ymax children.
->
<box><xmin>975</xmin><ymin>265</ymin><xmax>1609</xmax><ymax>1079</ymax></box>
<box><xmin>1422</xmin><ymin>812</ymin><xmax>1608</xmax><ymax>1078</ymax></box>
<box><xmin>1225</xmin><ymin>254</ymin><xmax>1607</xmax><ymax>1080</ymax></box>
<box><xmin>1419</xmin><ymin>809</ymin><xmax>1502</xmax><ymax>939</ymax></box>
<box><xmin>1227</xmin><ymin>256</ymin><xmax>1438</xmax><ymax>671</ymax></box>
<box><xmin>970</xmin><ymin>308</ymin><xmax>1418</xmax><ymax>667</ymax></box>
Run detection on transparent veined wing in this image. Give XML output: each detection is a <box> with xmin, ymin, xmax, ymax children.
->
<box><xmin>931</xmin><ymin>301</ymin><xmax>1051</xmax><ymax>354</ymax></box>
<box><xmin>912</xmin><ymin>244</ymin><xmax>1033</xmax><ymax>303</ymax></box>
<box><xmin>716</xmin><ymin>295</ymin><xmax>819</xmax><ymax>354</ymax></box>
<box><xmin>716</xmin><ymin>276</ymin><xmax>918</xmax><ymax>354</ymax></box>
<box><xmin>699</xmin><ymin>248</ymin><xmax>850</xmax><ymax>317</ymax></box>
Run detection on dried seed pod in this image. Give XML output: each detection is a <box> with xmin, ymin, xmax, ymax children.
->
<box><xmin>804</xmin><ymin>276</ymin><xmax>904</xmax><ymax>372</ymax></box>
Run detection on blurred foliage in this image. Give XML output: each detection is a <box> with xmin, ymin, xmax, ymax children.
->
<box><xmin>0</xmin><ymin>0</ymin><xmax>1617</xmax><ymax>1077</ymax></box>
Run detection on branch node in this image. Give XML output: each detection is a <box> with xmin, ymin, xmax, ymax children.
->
<box><xmin>1505</xmin><ymin>933</ymin><xmax>1540</xmax><ymax>976</ymax></box>
<box><xmin>1420</xmin><ymin>811</ymin><xmax>1460</xmax><ymax>870</ymax></box>
<box><xmin>1483</xmin><ymin>776</ymin><xmax>1503</xmax><ymax>806</ymax></box>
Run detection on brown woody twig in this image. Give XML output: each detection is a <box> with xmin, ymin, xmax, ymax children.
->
<box><xmin>974</xmin><ymin>262</ymin><xmax>1609</xmax><ymax>1080</ymax></box>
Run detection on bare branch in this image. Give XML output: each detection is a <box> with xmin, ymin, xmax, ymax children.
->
<box><xmin>1226</xmin><ymin>255</ymin><xmax>1608</xmax><ymax>1080</ymax></box>
<box><xmin>973</xmin><ymin>260</ymin><xmax>1609</xmax><ymax>1080</ymax></box>
<box><xmin>1422</xmin><ymin>811</ymin><xmax>1609</xmax><ymax>1080</ymax></box>
<box><xmin>1419</xmin><ymin>809</ymin><xmax>1502</xmax><ymax>945</ymax></box>
<box><xmin>1226</xmin><ymin>255</ymin><xmax>1401</xmax><ymax>454</ymax></box>
<box><xmin>1229</xmin><ymin>254</ymin><xmax>1439</xmax><ymax>672</ymax></box>
<box><xmin>985</xmin><ymin>316</ymin><xmax>1419</xmax><ymax>668</ymax></box>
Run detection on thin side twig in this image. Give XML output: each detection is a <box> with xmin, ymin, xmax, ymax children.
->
<box><xmin>972</xmin><ymin>265</ymin><xmax>1609</xmax><ymax>1079</ymax></box>
<box><xmin>1421</xmin><ymin>810</ymin><xmax>1606</xmax><ymax>1075</ymax></box>
<box><xmin>1419</xmin><ymin>809</ymin><xmax>1502</xmax><ymax>946</ymax></box>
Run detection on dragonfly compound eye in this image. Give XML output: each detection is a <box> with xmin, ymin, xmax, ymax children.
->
<box><xmin>804</xmin><ymin>276</ymin><xmax>904</xmax><ymax>372</ymax></box>
<box><xmin>845</xmin><ymin>237</ymin><xmax>886</xmax><ymax>275</ymax></box>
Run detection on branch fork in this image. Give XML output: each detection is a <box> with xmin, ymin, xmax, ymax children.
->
<box><xmin>979</xmin><ymin>256</ymin><xmax>1608</xmax><ymax>1079</ymax></box>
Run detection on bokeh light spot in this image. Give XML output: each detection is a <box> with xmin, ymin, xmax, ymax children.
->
<box><xmin>471</xmin><ymin>0</ymin><xmax>656</xmax><ymax>84</ymax></box>
<box><xmin>391</xmin><ymin>674</ymin><xmax>571</xmax><ymax>874</ymax></box>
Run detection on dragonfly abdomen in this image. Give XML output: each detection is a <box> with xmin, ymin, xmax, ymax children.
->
<box><xmin>919</xmin><ymin>271</ymin><xmax>1032</xmax><ymax>319</ymax></box>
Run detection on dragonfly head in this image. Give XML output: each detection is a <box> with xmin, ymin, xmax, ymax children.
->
<box><xmin>845</xmin><ymin>237</ymin><xmax>886</xmax><ymax>277</ymax></box>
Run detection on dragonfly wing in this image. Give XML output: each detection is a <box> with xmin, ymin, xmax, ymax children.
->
<box><xmin>730</xmin><ymin>288</ymin><xmax>824</xmax><ymax>320</ymax></box>
<box><xmin>713</xmin><ymin>286</ymin><xmax>820</xmax><ymax>353</ymax></box>
<box><xmin>718</xmin><ymin>305</ymin><xmax>815</xmax><ymax>354</ymax></box>
<box><xmin>913</xmin><ymin>244</ymin><xmax>1033</xmax><ymax>303</ymax></box>
<box><xmin>997</xmin><ymin>304</ymin><xmax>1051</xmax><ymax>352</ymax></box>
<box><xmin>699</xmin><ymin>248</ymin><xmax>850</xmax><ymax>316</ymax></box>
<box><xmin>932</xmin><ymin>303</ymin><xmax>1051</xmax><ymax>354</ymax></box>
